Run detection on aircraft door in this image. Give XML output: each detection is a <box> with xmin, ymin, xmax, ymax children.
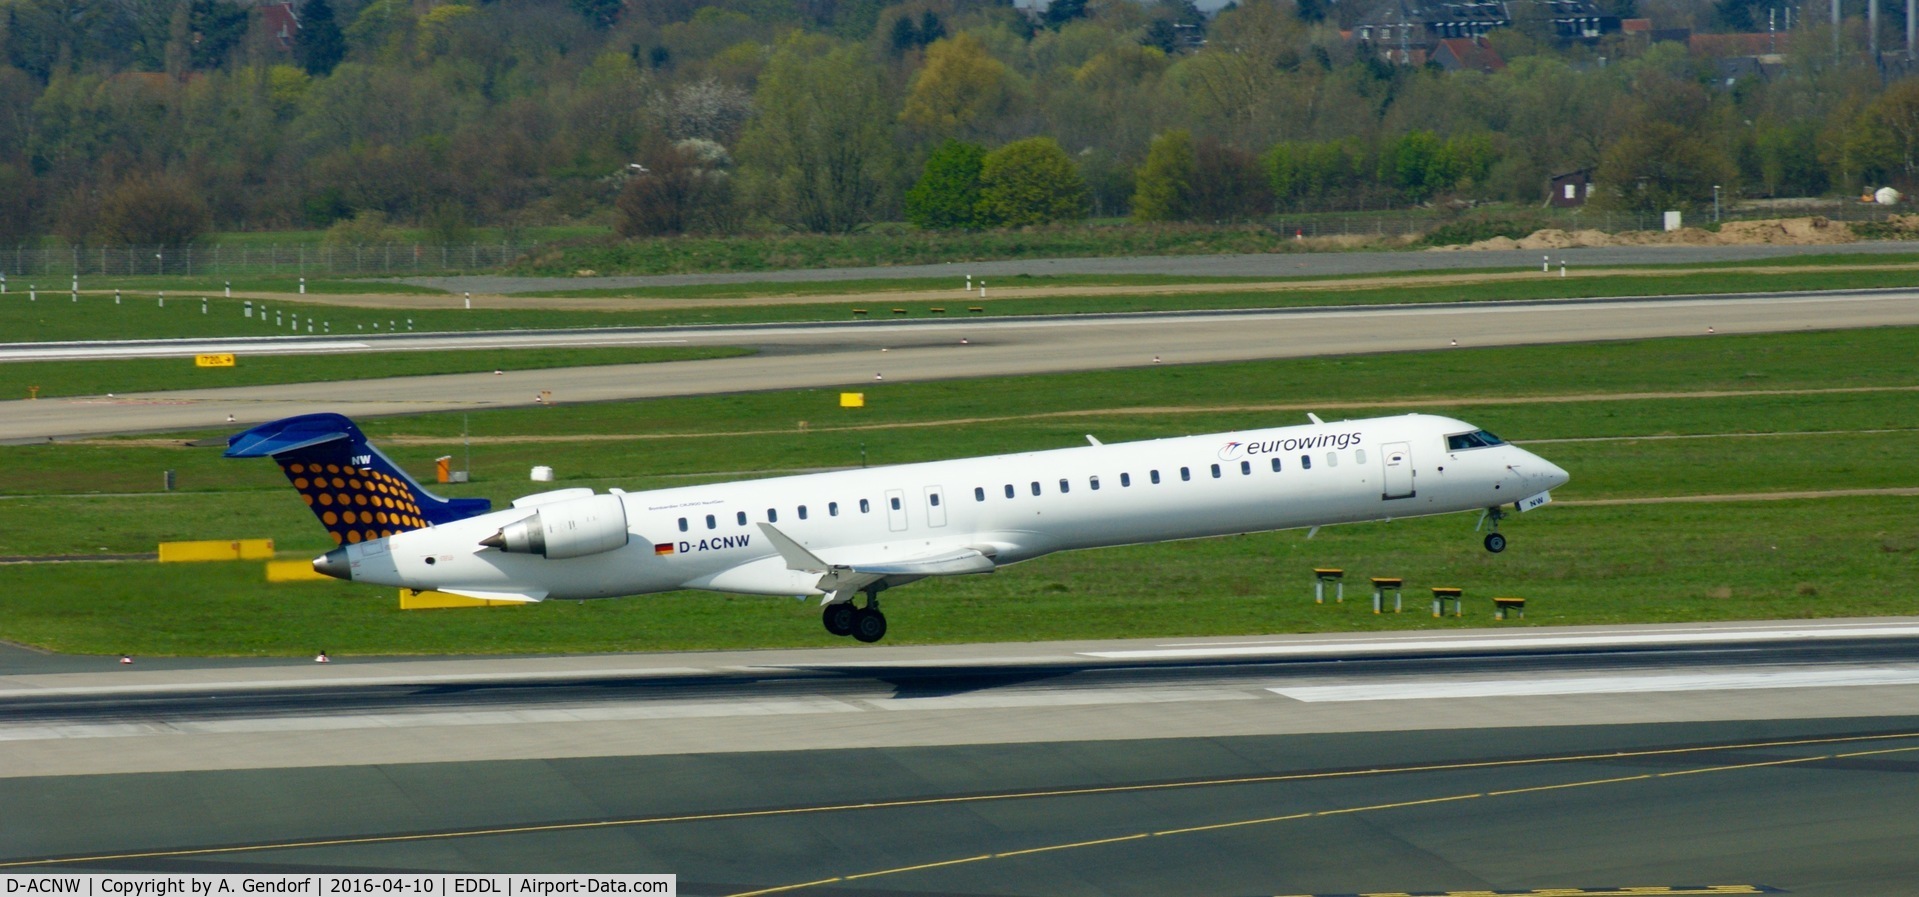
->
<box><xmin>924</xmin><ymin>485</ymin><xmax>947</xmax><ymax>527</ymax></box>
<box><xmin>885</xmin><ymin>488</ymin><xmax>908</xmax><ymax>532</ymax></box>
<box><xmin>1382</xmin><ymin>442</ymin><xmax>1415</xmax><ymax>500</ymax></box>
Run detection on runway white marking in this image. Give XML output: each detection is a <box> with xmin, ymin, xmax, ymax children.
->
<box><xmin>0</xmin><ymin>341</ymin><xmax>374</xmax><ymax>361</ymax></box>
<box><xmin>0</xmin><ymin>686</ymin><xmax>1261</xmax><ymax>743</ymax></box>
<box><xmin>1270</xmin><ymin>666</ymin><xmax>1919</xmax><ymax>702</ymax></box>
<box><xmin>871</xmin><ymin>686</ymin><xmax>1257</xmax><ymax>710</ymax></box>
<box><xmin>0</xmin><ymin>697</ymin><xmax>866</xmax><ymax>742</ymax></box>
<box><xmin>0</xmin><ymin>666</ymin><xmax>712</xmax><ymax>699</ymax></box>
<box><xmin>1081</xmin><ymin>624</ymin><xmax>1919</xmax><ymax>660</ymax></box>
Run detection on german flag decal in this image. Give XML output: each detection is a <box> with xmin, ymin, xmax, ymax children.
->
<box><xmin>654</xmin><ymin>543</ymin><xmax>675</xmax><ymax>555</ymax></box>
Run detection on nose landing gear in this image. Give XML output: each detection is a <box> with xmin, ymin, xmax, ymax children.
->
<box><xmin>1479</xmin><ymin>506</ymin><xmax>1508</xmax><ymax>553</ymax></box>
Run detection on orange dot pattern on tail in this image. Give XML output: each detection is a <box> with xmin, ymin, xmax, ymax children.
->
<box><xmin>281</xmin><ymin>461</ymin><xmax>428</xmax><ymax>545</ymax></box>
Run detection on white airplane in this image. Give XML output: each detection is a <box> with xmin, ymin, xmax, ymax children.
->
<box><xmin>228</xmin><ymin>411</ymin><xmax>1568</xmax><ymax>642</ymax></box>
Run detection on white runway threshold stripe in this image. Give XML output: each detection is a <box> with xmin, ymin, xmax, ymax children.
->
<box><xmin>1270</xmin><ymin>666</ymin><xmax>1919</xmax><ymax>702</ymax></box>
<box><xmin>1079</xmin><ymin>623</ymin><xmax>1919</xmax><ymax>661</ymax></box>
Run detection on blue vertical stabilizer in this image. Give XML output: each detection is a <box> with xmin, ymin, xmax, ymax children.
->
<box><xmin>226</xmin><ymin>413</ymin><xmax>491</xmax><ymax>545</ymax></box>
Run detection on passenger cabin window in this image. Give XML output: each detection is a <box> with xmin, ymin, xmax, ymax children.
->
<box><xmin>1241</xmin><ymin>461</ymin><xmax>1252</xmax><ymax>475</ymax></box>
<box><xmin>929</xmin><ymin>493</ymin><xmax>941</xmax><ymax>506</ymax></box>
<box><xmin>860</xmin><ymin>498</ymin><xmax>871</xmax><ymax>514</ymax></box>
<box><xmin>1059</xmin><ymin>478</ymin><xmax>1070</xmax><ymax>494</ymax></box>
<box><xmin>1031</xmin><ymin>481</ymin><xmax>1042</xmax><ymax>496</ymax></box>
<box><xmin>1210</xmin><ymin>464</ymin><xmax>1221</xmax><ymax>479</ymax></box>
<box><xmin>705</xmin><ymin>514</ymin><xmax>716</xmax><ymax>530</ymax></box>
<box><xmin>1301</xmin><ymin>455</ymin><xmax>1312</xmax><ymax>470</ymax></box>
<box><xmin>1150</xmin><ymin>470</ymin><xmax>1161</xmax><ymax>485</ymax></box>
<box><xmin>1355</xmin><ymin>449</ymin><xmax>1367</xmax><ymax>464</ymax></box>
<box><xmin>829</xmin><ymin>502</ymin><xmax>839</xmax><ymax>516</ymax></box>
<box><xmin>798</xmin><ymin>505</ymin><xmax>809</xmax><ymax>520</ymax></box>
<box><xmin>737</xmin><ymin>511</ymin><xmax>748</xmax><ymax>526</ymax></box>
<box><xmin>766</xmin><ymin>509</ymin><xmax>778</xmax><ymax>522</ymax></box>
<box><xmin>1120</xmin><ymin>472</ymin><xmax>1132</xmax><ymax>487</ymax></box>
<box><xmin>890</xmin><ymin>496</ymin><xmax>902</xmax><ymax>510</ymax></box>
<box><xmin>1180</xmin><ymin>467</ymin><xmax>1191</xmax><ymax>482</ymax></box>
<box><xmin>1326</xmin><ymin>452</ymin><xmax>1338</xmax><ymax>468</ymax></box>
<box><xmin>1270</xmin><ymin>458</ymin><xmax>1282</xmax><ymax>472</ymax></box>
<box><xmin>1446</xmin><ymin>430</ymin><xmax>1507</xmax><ymax>451</ymax></box>
<box><xmin>1004</xmin><ymin>484</ymin><xmax>1015</xmax><ymax>499</ymax></box>
<box><xmin>1090</xmin><ymin>476</ymin><xmax>1100</xmax><ymax>491</ymax></box>
<box><xmin>975</xmin><ymin>487</ymin><xmax>986</xmax><ymax>502</ymax></box>
<box><xmin>678</xmin><ymin>517</ymin><xmax>688</xmax><ymax>532</ymax></box>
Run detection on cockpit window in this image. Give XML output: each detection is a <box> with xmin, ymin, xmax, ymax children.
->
<box><xmin>1446</xmin><ymin>429</ymin><xmax>1507</xmax><ymax>451</ymax></box>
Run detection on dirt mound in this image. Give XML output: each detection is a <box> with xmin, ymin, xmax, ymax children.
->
<box><xmin>1717</xmin><ymin>217</ymin><xmax>1855</xmax><ymax>244</ymax></box>
<box><xmin>1435</xmin><ymin>216</ymin><xmax>1855</xmax><ymax>251</ymax></box>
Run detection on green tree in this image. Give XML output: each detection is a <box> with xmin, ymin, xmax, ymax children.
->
<box><xmin>736</xmin><ymin>33</ymin><xmax>894</xmax><ymax>233</ymax></box>
<box><xmin>1131</xmin><ymin>129</ymin><xmax>1194</xmax><ymax>221</ymax></box>
<box><xmin>0</xmin><ymin>163</ymin><xmax>35</xmax><ymax>245</ymax></box>
<box><xmin>1378</xmin><ymin>130</ymin><xmax>1445</xmax><ymax>203</ymax></box>
<box><xmin>1190</xmin><ymin>137</ymin><xmax>1270</xmax><ymax>220</ymax></box>
<box><xmin>571</xmin><ymin>0</ymin><xmax>623</xmax><ymax>29</ymax></box>
<box><xmin>905</xmin><ymin>139</ymin><xmax>987</xmax><ymax>230</ymax></box>
<box><xmin>1848</xmin><ymin>77</ymin><xmax>1919</xmax><ymax>184</ymax></box>
<box><xmin>189</xmin><ymin>1</ymin><xmax>250</xmax><ymax>69</ymax></box>
<box><xmin>1597</xmin><ymin>119</ymin><xmax>1737</xmax><ymax>214</ymax></box>
<box><xmin>977</xmin><ymin>136</ymin><xmax>1087</xmax><ymax>226</ymax></box>
<box><xmin>294</xmin><ymin>0</ymin><xmax>347</xmax><ymax>76</ymax></box>
<box><xmin>899</xmin><ymin>34</ymin><xmax>1019</xmax><ymax>141</ymax></box>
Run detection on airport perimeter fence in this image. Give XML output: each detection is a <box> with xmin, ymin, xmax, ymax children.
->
<box><xmin>0</xmin><ymin>205</ymin><xmax>1908</xmax><ymax>280</ymax></box>
<box><xmin>0</xmin><ymin>242</ymin><xmax>539</xmax><ymax>279</ymax></box>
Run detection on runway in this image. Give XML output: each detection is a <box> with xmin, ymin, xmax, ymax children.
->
<box><xmin>8</xmin><ymin>287</ymin><xmax>1919</xmax><ymax>441</ymax></box>
<box><xmin>5</xmin><ymin>620</ymin><xmax>1919</xmax><ymax>893</ymax></box>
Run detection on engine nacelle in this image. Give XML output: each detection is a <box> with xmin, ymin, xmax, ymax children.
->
<box><xmin>480</xmin><ymin>493</ymin><xmax>628</xmax><ymax>559</ymax></box>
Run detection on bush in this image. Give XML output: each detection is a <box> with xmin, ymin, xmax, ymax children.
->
<box><xmin>614</xmin><ymin>139</ymin><xmax>736</xmax><ymax>237</ymax></box>
<box><xmin>1419</xmin><ymin>215</ymin><xmax>1548</xmax><ymax>247</ymax></box>
<box><xmin>323</xmin><ymin>210</ymin><xmax>404</xmax><ymax>247</ymax></box>
<box><xmin>94</xmin><ymin>177</ymin><xmax>211</xmax><ymax>246</ymax></box>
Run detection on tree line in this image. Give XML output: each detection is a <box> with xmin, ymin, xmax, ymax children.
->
<box><xmin>3</xmin><ymin>0</ymin><xmax>1919</xmax><ymax>248</ymax></box>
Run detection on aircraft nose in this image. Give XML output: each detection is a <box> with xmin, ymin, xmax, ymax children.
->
<box><xmin>1539</xmin><ymin>458</ymin><xmax>1570</xmax><ymax>491</ymax></box>
<box><xmin>314</xmin><ymin>546</ymin><xmax>352</xmax><ymax>581</ymax></box>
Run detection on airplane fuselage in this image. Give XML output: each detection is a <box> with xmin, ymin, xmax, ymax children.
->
<box><xmin>329</xmin><ymin>413</ymin><xmax>1567</xmax><ymax>603</ymax></box>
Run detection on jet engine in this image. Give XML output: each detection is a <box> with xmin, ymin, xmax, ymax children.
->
<box><xmin>479</xmin><ymin>493</ymin><xmax>629</xmax><ymax>559</ymax></box>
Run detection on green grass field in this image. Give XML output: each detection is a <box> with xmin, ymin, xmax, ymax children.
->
<box><xmin>10</xmin><ymin>261</ymin><xmax>1919</xmax><ymax>343</ymax></box>
<box><xmin>0</xmin><ymin>326</ymin><xmax>1914</xmax><ymax>655</ymax></box>
<box><xmin>0</xmin><ymin>346</ymin><xmax>753</xmax><ymax>400</ymax></box>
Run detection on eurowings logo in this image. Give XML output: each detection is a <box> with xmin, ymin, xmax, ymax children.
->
<box><xmin>1222</xmin><ymin>431</ymin><xmax>1366</xmax><ymax>461</ymax></box>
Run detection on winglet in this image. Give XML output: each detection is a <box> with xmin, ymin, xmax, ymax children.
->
<box><xmin>758</xmin><ymin>523</ymin><xmax>828</xmax><ymax>572</ymax></box>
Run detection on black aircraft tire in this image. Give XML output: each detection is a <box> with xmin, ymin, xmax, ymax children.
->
<box><xmin>1484</xmin><ymin>532</ymin><xmax>1508</xmax><ymax>553</ymax></box>
<box><xmin>852</xmin><ymin>607</ymin><xmax>888</xmax><ymax>643</ymax></box>
<box><xmin>823</xmin><ymin>603</ymin><xmax>857</xmax><ymax>637</ymax></box>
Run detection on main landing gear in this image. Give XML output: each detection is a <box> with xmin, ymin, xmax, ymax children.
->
<box><xmin>822</xmin><ymin>588</ymin><xmax>888</xmax><ymax>643</ymax></box>
<box><xmin>1481</xmin><ymin>506</ymin><xmax>1508</xmax><ymax>553</ymax></box>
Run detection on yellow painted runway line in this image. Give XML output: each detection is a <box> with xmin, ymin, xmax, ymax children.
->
<box><xmin>725</xmin><ymin>742</ymin><xmax>1919</xmax><ymax>897</ymax></box>
<box><xmin>5</xmin><ymin>731</ymin><xmax>1916</xmax><ymax>878</ymax></box>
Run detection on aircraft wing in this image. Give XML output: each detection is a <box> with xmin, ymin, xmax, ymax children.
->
<box><xmin>837</xmin><ymin>547</ymin><xmax>997</xmax><ymax>577</ymax></box>
<box><xmin>756</xmin><ymin>524</ymin><xmax>996</xmax><ymax>599</ymax></box>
